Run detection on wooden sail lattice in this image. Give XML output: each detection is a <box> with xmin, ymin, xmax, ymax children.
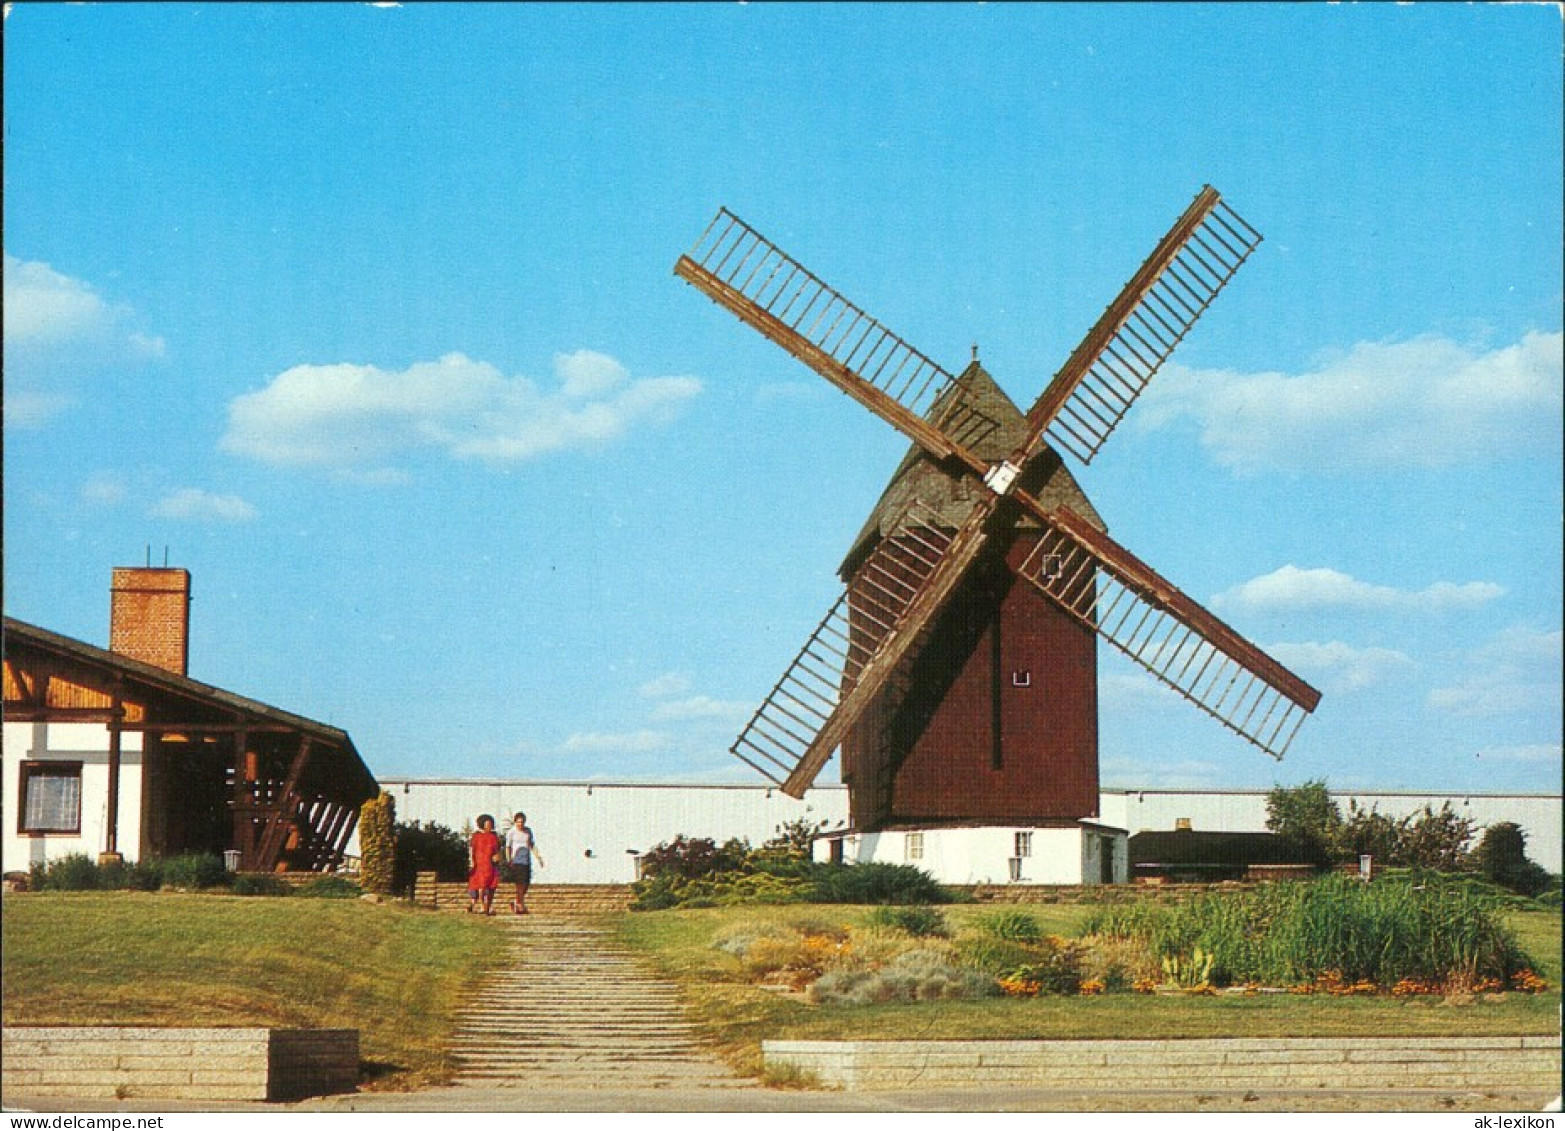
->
<box><xmin>1015</xmin><ymin>515</ymin><xmax>1316</xmax><ymax>760</ymax></box>
<box><xmin>679</xmin><ymin>186</ymin><xmax>1322</xmax><ymax>793</ymax></box>
<box><xmin>1040</xmin><ymin>197</ymin><xmax>1263</xmax><ymax>466</ymax></box>
<box><xmin>680</xmin><ymin>209</ymin><xmax>965</xmax><ymax>423</ymax></box>
<box><xmin>730</xmin><ymin>500</ymin><xmax>954</xmax><ymax>785</ymax></box>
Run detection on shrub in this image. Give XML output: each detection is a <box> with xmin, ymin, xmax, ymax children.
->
<box><xmin>975</xmin><ymin>908</ymin><xmax>1044</xmax><ymax>943</ymax></box>
<box><xmin>232</xmin><ymin>873</ymin><xmax>293</xmax><ymax>897</ymax></box>
<box><xmin>710</xmin><ymin>920</ymin><xmax>796</xmax><ymax>958</ymax></box>
<box><xmin>952</xmin><ymin>932</ymin><xmax>1048</xmax><ymax>976</ymax></box>
<box><xmin>1265</xmin><ymin>780</ymin><xmax>1341</xmax><ymax>865</ymax></box>
<box><xmin>294</xmin><ymin>875</ymin><xmax>363</xmax><ymax>899</ymax></box>
<box><xmin>392</xmin><ymin>820</ymin><xmax>468</xmax><ymax>895</ymax></box>
<box><xmin>866</xmin><ymin>905</ymin><xmax>949</xmax><ymax>937</ymax></box>
<box><xmin>1396</xmin><ymin>804</ymin><xmax>1476</xmax><ymax>871</ymax></box>
<box><xmin>1335</xmin><ymin>801</ymin><xmax>1405</xmax><ymax>863</ymax></box>
<box><xmin>637</xmin><ymin>835</ymin><xmax>751</xmax><ymax>881</ymax></box>
<box><xmin>754</xmin><ymin>818</ymin><xmax>830</xmax><ymax>863</ymax></box>
<box><xmin>743</xmin><ymin>933</ymin><xmax>850</xmax><ymax>983</ymax></box>
<box><xmin>1077</xmin><ymin>934</ymin><xmax>1161</xmax><ymax>991</ymax></box>
<box><xmin>810</xmin><ymin>950</ymin><xmax>993</xmax><ymax>1006</ymax></box>
<box><xmin>804</xmin><ymin>862</ymin><xmax>949</xmax><ymax>905</ymax></box>
<box><xmin>154</xmin><ymin>853</ymin><xmax>230</xmax><ymax>891</ymax></box>
<box><xmin>30</xmin><ymin>854</ymin><xmax>102</xmax><ymax>891</ymax></box>
<box><xmin>1473</xmin><ymin>822</ymin><xmax>1554</xmax><ymax>898</ymax></box>
<box><xmin>358</xmin><ymin>793</ymin><xmax>397</xmax><ymax>896</ymax></box>
<box><xmin>1004</xmin><ymin>936</ymin><xmax>1085</xmax><ymax>995</ymax></box>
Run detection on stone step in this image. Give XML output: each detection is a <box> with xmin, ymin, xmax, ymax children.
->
<box><xmin>454</xmin><ymin>1046</ymin><xmax>715</xmax><ymax>1060</ymax></box>
<box><xmin>448</xmin><ymin>919</ymin><xmax>747</xmax><ymax>1091</ymax></box>
<box><xmin>453</xmin><ymin>1020</ymin><xmax>699</xmax><ymax>1032</ymax></box>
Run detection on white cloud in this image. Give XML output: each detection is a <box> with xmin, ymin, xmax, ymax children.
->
<box><xmin>1474</xmin><ymin>743</ymin><xmax>1560</xmax><ymax>764</ymax></box>
<box><xmin>3</xmin><ymin>390</ymin><xmax>74</xmax><ymax>429</ymax></box>
<box><xmin>557</xmin><ymin>349</ymin><xmax>627</xmax><ymax>399</ymax></box>
<box><xmin>3</xmin><ymin>254</ymin><xmax>166</xmax><ymax>428</ymax></box>
<box><xmin>81</xmin><ymin>472</ymin><xmax>128</xmax><ymax>507</ymax></box>
<box><xmin>1213</xmin><ymin>565</ymin><xmax>1503</xmax><ymax>615</ymax></box>
<box><xmin>220</xmin><ymin>351</ymin><xmax>700</xmax><ymax>475</ymax></box>
<box><xmin>1265</xmin><ymin>640</ymin><xmax>1415</xmax><ymax>693</ymax></box>
<box><xmin>561</xmin><ymin>730</ymin><xmax>670</xmax><ymax>754</ymax></box>
<box><xmin>1428</xmin><ymin>626</ymin><xmax>1562</xmax><ymax>718</ymax></box>
<box><xmin>638</xmin><ymin>672</ymin><xmax>693</xmax><ymax>698</ymax></box>
<box><xmin>149</xmin><ymin>488</ymin><xmax>259</xmax><ymax>523</ymax></box>
<box><xmin>649</xmin><ymin>696</ymin><xmax>751</xmax><ymax>723</ymax></box>
<box><xmin>1139</xmin><ymin>332</ymin><xmax>1563</xmax><ymax>473</ymax></box>
<box><xmin>3</xmin><ymin>254</ymin><xmax>117</xmax><ymax>345</ymax></box>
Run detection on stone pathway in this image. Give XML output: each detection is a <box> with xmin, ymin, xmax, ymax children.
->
<box><xmin>449</xmin><ymin>918</ymin><xmax>754</xmax><ymax>1091</ymax></box>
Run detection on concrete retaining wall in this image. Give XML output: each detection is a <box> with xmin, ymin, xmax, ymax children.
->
<box><xmin>763</xmin><ymin>1036</ymin><xmax>1562</xmax><ymax>1092</ymax></box>
<box><xmin>1</xmin><ymin>1027</ymin><xmax>358</xmax><ymax>1102</ymax></box>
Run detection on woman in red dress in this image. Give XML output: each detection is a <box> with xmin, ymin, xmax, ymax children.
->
<box><xmin>467</xmin><ymin>814</ymin><xmax>502</xmax><ymax>915</ymax></box>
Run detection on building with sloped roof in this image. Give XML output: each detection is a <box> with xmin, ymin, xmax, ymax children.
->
<box><xmin>3</xmin><ymin>568</ymin><xmax>377</xmax><ymax>876</ymax></box>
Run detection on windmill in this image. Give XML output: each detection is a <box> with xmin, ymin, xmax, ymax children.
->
<box><xmin>676</xmin><ymin>186</ymin><xmax>1321</xmax><ymax>875</ymax></box>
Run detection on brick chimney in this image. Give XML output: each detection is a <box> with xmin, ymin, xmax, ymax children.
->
<box><xmin>110</xmin><ymin>567</ymin><xmax>191</xmax><ymax>676</ymax></box>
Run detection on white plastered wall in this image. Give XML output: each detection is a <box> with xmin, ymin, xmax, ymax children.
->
<box><xmin>839</xmin><ymin>824</ymin><xmax>1127</xmax><ymax>885</ymax></box>
<box><xmin>2</xmin><ymin>721</ymin><xmax>144</xmax><ymax>873</ymax></box>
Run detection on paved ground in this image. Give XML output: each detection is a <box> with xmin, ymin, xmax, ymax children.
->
<box><xmin>4</xmin><ymin>915</ymin><xmax>1558</xmax><ymax>1114</ymax></box>
<box><xmin>7</xmin><ymin>1086</ymin><xmax>1560</xmax><ymax>1114</ymax></box>
<box><xmin>446</xmin><ymin>916</ymin><xmax>753</xmax><ymax>1092</ymax></box>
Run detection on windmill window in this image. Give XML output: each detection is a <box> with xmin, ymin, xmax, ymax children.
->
<box><xmin>1012</xmin><ymin>670</ymin><xmax>1032</xmax><ymax>688</ymax></box>
<box><xmin>19</xmin><ymin>761</ymin><xmax>82</xmax><ymax>835</ymax></box>
<box><xmin>905</xmin><ymin>832</ymin><xmax>924</xmax><ymax>861</ymax></box>
<box><xmin>1014</xmin><ymin>831</ymin><xmax>1033</xmax><ymax>858</ymax></box>
<box><xmin>1039</xmin><ymin>554</ymin><xmax>1064</xmax><ymax>581</ymax></box>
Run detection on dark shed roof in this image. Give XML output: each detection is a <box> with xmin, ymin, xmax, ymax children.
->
<box><xmin>1129</xmin><ymin>829</ymin><xmax>1316</xmax><ymax>868</ymax></box>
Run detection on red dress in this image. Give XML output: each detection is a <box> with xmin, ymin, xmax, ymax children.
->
<box><xmin>468</xmin><ymin>829</ymin><xmax>501</xmax><ymax>891</ymax></box>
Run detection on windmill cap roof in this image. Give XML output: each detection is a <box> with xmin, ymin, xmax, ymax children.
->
<box><xmin>840</xmin><ymin>361</ymin><xmax>1104</xmax><ymax>579</ymax></box>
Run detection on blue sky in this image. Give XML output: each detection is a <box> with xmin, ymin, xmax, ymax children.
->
<box><xmin>4</xmin><ymin>3</ymin><xmax>1560</xmax><ymax>795</ymax></box>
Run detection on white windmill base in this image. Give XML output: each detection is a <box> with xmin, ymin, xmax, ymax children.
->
<box><xmin>814</xmin><ymin>820</ymin><xmax>1128</xmax><ymax>887</ymax></box>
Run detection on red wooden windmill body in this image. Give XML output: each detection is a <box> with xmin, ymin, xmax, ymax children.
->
<box><xmin>676</xmin><ymin>187</ymin><xmax>1321</xmax><ymax>837</ymax></box>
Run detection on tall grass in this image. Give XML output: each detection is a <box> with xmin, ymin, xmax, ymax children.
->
<box><xmin>1081</xmin><ymin>874</ymin><xmax>1534</xmax><ymax>987</ymax></box>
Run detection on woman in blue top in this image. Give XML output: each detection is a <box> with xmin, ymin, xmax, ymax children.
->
<box><xmin>504</xmin><ymin>811</ymin><xmax>545</xmax><ymax>915</ymax></box>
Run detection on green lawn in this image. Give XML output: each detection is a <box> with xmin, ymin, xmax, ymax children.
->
<box><xmin>0</xmin><ymin>892</ymin><xmax>507</xmax><ymax>1090</ymax></box>
<box><xmin>610</xmin><ymin>902</ymin><xmax>1563</xmax><ymax>1076</ymax></box>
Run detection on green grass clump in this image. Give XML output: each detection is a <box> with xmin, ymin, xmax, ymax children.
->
<box><xmin>866</xmin><ymin>905</ymin><xmax>949</xmax><ymax>937</ymax></box>
<box><xmin>1084</xmin><ymin>874</ymin><xmax>1536</xmax><ymax>988</ymax></box>
<box><xmin>294</xmin><ymin>875</ymin><xmax>364</xmax><ymax>899</ymax></box>
<box><xmin>975</xmin><ymin>908</ymin><xmax>1045</xmax><ymax>943</ymax></box>
<box><xmin>232</xmin><ymin>874</ymin><xmax>293</xmax><ymax>897</ymax></box>
<box><xmin>2</xmin><ymin>892</ymin><xmax>503</xmax><ymax>1090</ymax></box>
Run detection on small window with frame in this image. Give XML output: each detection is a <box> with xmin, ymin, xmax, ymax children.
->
<box><xmin>1012</xmin><ymin>670</ymin><xmax>1032</xmax><ymax>688</ymax></box>
<box><xmin>905</xmin><ymin>832</ymin><xmax>924</xmax><ymax>861</ymax></box>
<box><xmin>19</xmin><ymin>761</ymin><xmax>83</xmax><ymax>835</ymax></box>
<box><xmin>1014</xmin><ymin>830</ymin><xmax>1033</xmax><ymax>858</ymax></box>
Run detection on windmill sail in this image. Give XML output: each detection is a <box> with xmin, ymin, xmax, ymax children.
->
<box><xmin>1013</xmin><ymin>503</ymin><xmax>1321</xmax><ymax>759</ymax></box>
<box><xmin>729</xmin><ymin>499</ymin><xmax>985</xmax><ymax>796</ymax></box>
<box><xmin>675</xmin><ymin>209</ymin><xmax>998</xmax><ymax>469</ymax></box>
<box><xmin>679</xmin><ymin>186</ymin><xmax>1322</xmax><ymax>797</ymax></box>
<box><xmin>1018</xmin><ymin>187</ymin><xmax>1262</xmax><ymax>468</ymax></box>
